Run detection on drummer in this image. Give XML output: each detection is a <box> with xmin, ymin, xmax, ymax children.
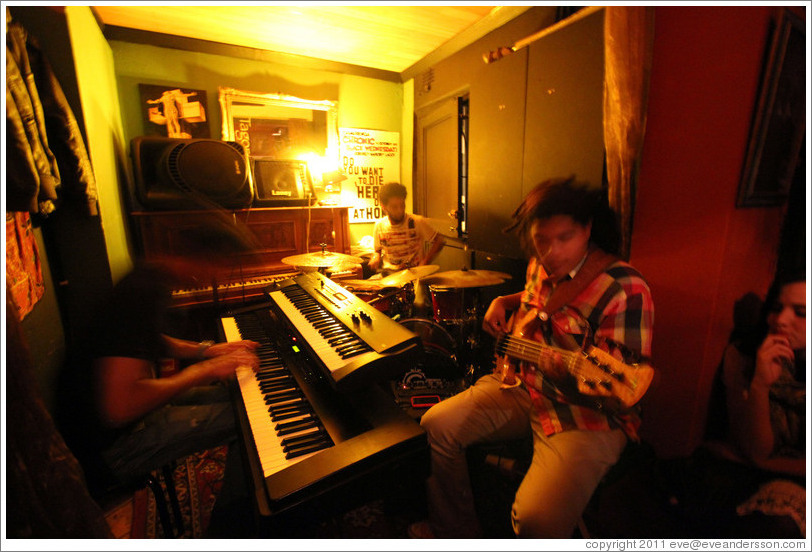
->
<box><xmin>368</xmin><ymin>182</ymin><xmax>445</xmax><ymax>275</ymax></box>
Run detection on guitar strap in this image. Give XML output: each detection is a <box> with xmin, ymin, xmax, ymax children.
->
<box><xmin>497</xmin><ymin>246</ymin><xmax>620</xmax><ymax>389</ymax></box>
<box><xmin>538</xmin><ymin>245</ymin><xmax>619</xmax><ymax>350</ymax></box>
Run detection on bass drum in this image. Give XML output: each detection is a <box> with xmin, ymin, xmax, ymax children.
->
<box><xmin>399</xmin><ymin>318</ymin><xmax>461</xmax><ymax>380</ymax></box>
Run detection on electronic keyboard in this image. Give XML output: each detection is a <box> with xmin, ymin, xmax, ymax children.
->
<box><xmin>219</xmin><ymin>274</ymin><xmax>428</xmax><ymax>526</ymax></box>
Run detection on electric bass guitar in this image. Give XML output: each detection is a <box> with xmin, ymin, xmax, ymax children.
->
<box><xmin>494</xmin><ymin>324</ymin><xmax>653</xmax><ymax>414</ymax></box>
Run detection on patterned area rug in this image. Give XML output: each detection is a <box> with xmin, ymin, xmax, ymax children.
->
<box><xmin>314</xmin><ymin>498</ymin><xmax>415</xmax><ymax>539</ymax></box>
<box><xmin>131</xmin><ymin>445</ymin><xmax>228</xmax><ymax>538</ymax></box>
<box><xmin>125</xmin><ymin>443</ymin><xmax>523</xmax><ymax>538</ymax></box>
<box><xmin>129</xmin><ymin>445</ymin><xmax>418</xmax><ymax>538</ymax></box>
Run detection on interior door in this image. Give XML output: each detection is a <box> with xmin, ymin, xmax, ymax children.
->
<box><xmin>414</xmin><ymin>96</ymin><xmax>461</xmax><ymax>238</ymax></box>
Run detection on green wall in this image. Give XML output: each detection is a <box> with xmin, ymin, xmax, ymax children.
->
<box><xmin>67</xmin><ymin>6</ymin><xmax>133</xmax><ymax>284</ymax></box>
<box><xmin>108</xmin><ymin>40</ymin><xmax>408</xmax><ymax>246</ymax></box>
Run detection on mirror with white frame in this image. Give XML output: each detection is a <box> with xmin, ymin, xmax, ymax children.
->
<box><xmin>218</xmin><ymin>86</ymin><xmax>338</xmax><ymax>163</ymax></box>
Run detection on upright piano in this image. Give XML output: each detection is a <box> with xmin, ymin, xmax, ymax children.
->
<box><xmin>219</xmin><ymin>272</ymin><xmax>428</xmax><ymax>534</ymax></box>
<box><xmin>130</xmin><ymin>205</ymin><xmax>362</xmax><ymax>307</ymax></box>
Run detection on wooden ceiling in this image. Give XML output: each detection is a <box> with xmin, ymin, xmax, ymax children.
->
<box><xmin>93</xmin><ymin>5</ymin><xmax>532</xmax><ymax>77</ymax></box>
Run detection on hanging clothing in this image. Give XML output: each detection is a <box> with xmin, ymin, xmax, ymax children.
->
<box><xmin>5</xmin><ymin>10</ymin><xmax>99</xmax><ymax>217</ymax></box>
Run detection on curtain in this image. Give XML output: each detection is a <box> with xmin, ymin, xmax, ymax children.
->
<box><xmin>603</xmin><ymin>6</ymin><xmax>655</xmax><ymax>260</ymax></box>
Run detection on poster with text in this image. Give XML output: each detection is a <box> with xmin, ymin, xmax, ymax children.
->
<box><xmin>339</xmin><ymin>128</ymin><xmax>400</xmax><ymax>224</ymax></box>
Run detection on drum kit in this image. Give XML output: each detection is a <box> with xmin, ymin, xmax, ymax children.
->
<box><xmin>283</xmin><ymin>249</ymin><xmax>513</xmax><ymax>399</ymax></box>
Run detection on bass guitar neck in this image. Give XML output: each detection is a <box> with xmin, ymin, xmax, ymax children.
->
<box><xmin>495</xmin><ymin>332</ymin><xmax>653</xmax><ymax>412</ymax></box>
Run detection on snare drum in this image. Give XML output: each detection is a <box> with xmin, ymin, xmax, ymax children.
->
<box><xmin>344</xmin><ymin>281</ymin><xmax>414</xmax><ymax>319</ymax></box>
<box><xmin>369</xmin><ymin>286</ymin><xmax>414</xmax><ymax>319</ymax></box>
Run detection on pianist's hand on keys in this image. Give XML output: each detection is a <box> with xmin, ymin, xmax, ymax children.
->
<box><xmin>201</xmin><ymin>339</ymin><xmax>260</xmax><ymax>359</ymax></box>
<box><xmin>191</xmin><ymin>342</ymin><xmax>260</xmax><ymax>384</ymax></box>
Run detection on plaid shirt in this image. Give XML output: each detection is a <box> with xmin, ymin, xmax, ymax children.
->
<box><xmin>516</xmin><ymin>255</ymin><xmax>654</xmax><ymax>440</ymax></box>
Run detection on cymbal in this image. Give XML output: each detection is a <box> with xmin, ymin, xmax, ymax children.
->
<box><xmin>281</xmin><ymin>250</ymin><xmax>363</xmax><ymax>268</ymax></box>
<box><xmin>379</xmin><ymin>265</ymin><xmax>439</xmax><ymax>287</ymax></box>
<box><xmin>423</xmin><ymin>268</ymin><xmax>512</xmax><ymax>288</ymax></box>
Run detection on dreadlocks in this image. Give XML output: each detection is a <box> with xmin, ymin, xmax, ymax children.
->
<box><xmin>504</xmin><ymin>176</ymin><xmax>621</xmax><ymax>257</ymax></box>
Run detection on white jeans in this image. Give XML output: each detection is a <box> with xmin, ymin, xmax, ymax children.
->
<box><xmin>420</xmin><ymin>373</ymin><xmax>627</xmax><ymax>538</ymax></box>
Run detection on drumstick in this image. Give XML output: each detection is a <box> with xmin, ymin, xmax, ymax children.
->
<box><xmin>368</xmin><ymin>288</ymin><xmax>402</xmax><ymax>305</ymax></box>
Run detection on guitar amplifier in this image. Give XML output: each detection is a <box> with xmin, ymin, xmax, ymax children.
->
<box><xmin>251</xmin><ymin>158</ymin><xmax>315</xmax><ymax>207</ymax></box>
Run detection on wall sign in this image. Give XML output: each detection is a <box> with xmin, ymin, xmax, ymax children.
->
<box><xmin>339</xmin><ymin>128</ymin><xmax>400</xmax><ymax>224</ymax></box>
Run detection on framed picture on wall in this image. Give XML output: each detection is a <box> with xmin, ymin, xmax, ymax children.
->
<box><xmin>139</xmin><ymin>84</ymin><xmax>211</xmax><ymax>139</ymax></box>
<box><xmin>737</xmin><ymin>9</ymin><xmax>805</xmax><ymax>207</ymax></box>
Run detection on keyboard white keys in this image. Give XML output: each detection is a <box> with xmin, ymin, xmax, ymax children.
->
<box><xmin>221</xmin><ymin>316</ymin><xmax>241</xmax><ymax>343</ymax></box>
<box><xmin>171</xmin><ymin>273</ymin><xmax>296</xmax><ymax>306</ymax></box>
<box><xmin>223</xmin><ymin>316</ymin><xmax>328</xmax><ymax>477</ymax></box>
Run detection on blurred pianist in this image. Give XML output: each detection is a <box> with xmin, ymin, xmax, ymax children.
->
<box><xmin>57</xmin><ymin>216</ymin><xmax>261</xmax><ymax>533</ymax></box>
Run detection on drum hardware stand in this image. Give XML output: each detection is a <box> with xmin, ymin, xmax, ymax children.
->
<box><xmin>462</xmin><ymin>362</ymin><xmax>477</xmax><ymax>388</ymax></box>
<box><xmin>316</xmin><ymin>243</ymin><xmax>330</xmax><ymax>275</ymax></box>
<box><xmin>465</xmin><ymin>330</ymin><xmax>479</xmax><ymax>350</ymax></box>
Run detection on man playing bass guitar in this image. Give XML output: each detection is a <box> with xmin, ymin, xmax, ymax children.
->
<box><xmin>409</xmin><ymin>176</ymin><xmax>655</xmax><ymax>539</ymax></box>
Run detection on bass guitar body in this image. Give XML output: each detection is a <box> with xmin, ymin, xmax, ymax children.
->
<box><xmin>494</xmin><ymin>307</ymin><xmax>547</xmax><ymax>388</ymax></box>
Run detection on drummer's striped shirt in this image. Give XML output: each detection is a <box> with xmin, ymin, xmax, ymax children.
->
<box><xmin>516</xmin><ymin>254</ymin><xmax>654</xmax><ymax>441</ymax></box>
